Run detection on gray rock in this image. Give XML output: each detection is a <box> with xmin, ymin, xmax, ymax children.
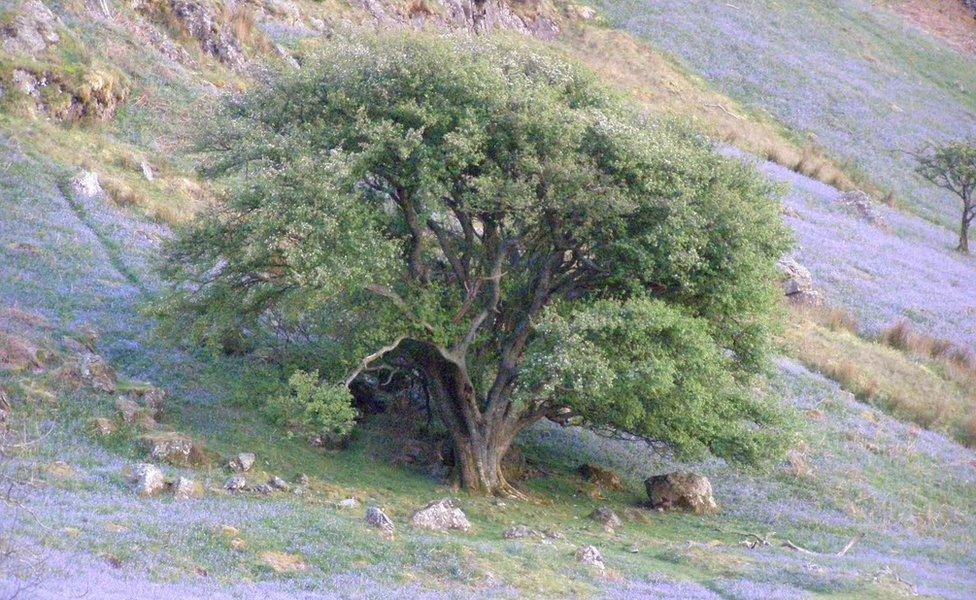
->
<box><xmin>139</xmin><ymin>432</ymin><xmax>198</xmax><ymax>465</ymax></box>
<box><xmin>365</xmin><ymin>506</ymin><xmax>394</xmax><ymax>534</ymax></box>
<box><xmin>838</xmin><ymin>190</ymin><xmax>885</xmax><ymax>227</ymax></box>
<box><xmin>410</xmin><ymin>499</ymin><xmax>471</xmax><ymax>532</ymax></box>
<box><xmin>576</xmin><ymin>545</ymin><xmax>605</xmax><ymax>570</ymax></box>
<box><xmin>124</xmin><ymin>463</ymin><xmax>166</xmax><ymax>497</ymax></box>
<box><xmin>71</xmin><ymin>171</ymin><xmax>103</xmax><ymax>200</ymax></box>
<box><xmin>225</xmin><ymin>474</ymin><xmax>247</xmax><ymax>492</ymax></box>
<box><xmin>269</xmin><ymin>476</ymin><xmax>290</xmax><ymax>491</ymax></box>
<box><xmin>230</xmin><ymin>452</ymin><xmax>255</xmax><ymax>473</ymax></box>
<box><xmin>777</xmin><ymin>257</ymin><xmax>824</xmax><ymax>305</ymax></box>
<box><xmin>644</xmin><ymin>471</ymin><xmax>718</xmax><ymax>514</ymax></box>
<box><xmin>338</xmin><ymin>498</ymin><xmax>361</xmax><ymax>509</ymax></box>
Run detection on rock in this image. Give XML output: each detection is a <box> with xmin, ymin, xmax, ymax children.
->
<box><xmin>89</xmin><ymin>417</ymin><xmax>118</xmax><ymax>436</ymax></box>
<box><xmin>126</xmin><ymin>386</ymin><xmax>166</xmax><ymax>419</ymax></box>
<box><xmin>588</xmin><ymin>506</ymin><xmax>622</xmax><ymax>532</ymax></box>
<box><xmin>115</xmin><ymin>397</ymin><xmax>156</xmax><ymax>430</ymax></box>
<box><xmin>140</xmin><ymin>160</ymin><xmax>154</xmax><ymax>181</ymax></box>
<box><xmin>268</xmin><ymin>476</ymin><xmax>290</xmax><ymax>491</ymax></box>
<box><xmin>173</xmin><ymin>476</ymin><xmax>204</xmax><ymax>500</ymax></box>
<box><xmin>502</xmin><ymin>525</ymin><xmax>564</xmax><ymax>541</ymax></box>
<box><xmin>138</xmin><ymin>432</ymin><xmax>203</xmax><ymax>466</ymax></box>
<box><xmin>137</xmin><ymin>0</ymin><xmax>245</xmax><ymax>67</ymax></box>
<box><xmin>229</xmin><ymin>452</ymin><xmax>255</xmax><ymax>473</ymax></box>
<box><xmin>644</xmin><ymin>471</ymin><xmax>718</xmax><ymax>514</ymax></box>
<box><xmin>297</xmin><ymin>473</ymin><xmax>309</xmax><ymax>485</ymax></box>
<box><xmin>577</xmin><ymin>464</ymin><xmax>624</xmax><ymax>491</ymax></box>
<box><xmin>576</xmin><ymin>545</ymin><xmax>605</xmax><ymax>570</ymax></box>
<box><xmin>777</xmin><ymin>258</ymin><xmax>824</xmax><ymax>306</ymax></box>
<box><xmin>252</xmin><ymin>483</ymin><xmax>273</xmax><ymax>495</ymax></box>
<box><xmin>259</xmin><ymin>551</ymin><xmax>308</xmax><ymax>574</ymax></box>
<box><xmin>838</xmin><ymin>190</ymin><xmax>885</xmax><ymax>227</ymax></box>
<box><xmin>71</xmin><ymin>171</ymin><xmax>103</xmax><ymax>200</ymax></box>
<box><xmin>225</xmin><ymin>474</ymin><xmax>247</xmax><ymax>492</ymax></box>
<box><xmin>123</xmin><ymin>463</ymin><xmax>167</xmax><ymax>497</ymax></box>
<box><xmin>410</xmin><ymin>499</ymin><xmax>471</xmax><ymax>532</ymax></box>
<box><xmin>569</xmin><ymin>4</ymin><xmax>598</xmax><ymax>20</ymax></box>
<box><xmin>338</xmin><ymin>498</ymin><xmax>360</xmax><ymax>509</ymax></box>
<box><xmin>1</xmin><ymin>0</ymin><xmax>60</xmax><ymax>56</ymax></box>
<box><xmin>365</xmin><ymin>506</ymin><xmax>395</xmax><ymax>535</ymax></box>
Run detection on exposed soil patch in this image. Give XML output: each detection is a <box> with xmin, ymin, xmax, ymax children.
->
<box><xmin>884</xmin><ymin>0</ymin><xmax>976</xmax><ymax>55</ymax></box>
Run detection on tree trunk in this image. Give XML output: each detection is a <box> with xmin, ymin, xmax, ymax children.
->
<box><xmin>452</xmin><ymin>427</ymin><xmax>515</xmax><ymax>496</ymax></box>
<box><xmin>959</xmin><ymin>212</ymin><xmax>971</xmax><ymax>254</ymax></box>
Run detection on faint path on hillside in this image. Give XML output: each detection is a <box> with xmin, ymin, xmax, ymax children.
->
<box><xmin>727</xmin><ymin>147</ymin><xmax>976</xmax><ymax>347</ymax></box>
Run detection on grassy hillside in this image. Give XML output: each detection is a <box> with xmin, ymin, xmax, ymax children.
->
<box><xmin>593</xmin><ymin>0</ymin><xmax>976</xmax><ymax>227</ymax></box>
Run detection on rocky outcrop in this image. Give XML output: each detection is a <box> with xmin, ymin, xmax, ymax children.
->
<box><xmin>1</xmin><ymin>0</ymin><xmax>60</xmax><ymax>56</ymax></box>
<box><xmin>644</xmin><ymin>471</ymin><xmax>718</xmax><ymax>514</ymax></box>
<box><xmin>134</xmin><ymin>0</ymin><xmax>245</xmax><ymax>68</ymax></box>
<box><xmin>5</xmin><ymin>68</ymin><xmax>128</xmax><ymax>122</ymax></box>
<box><xmin>354</xmin><ymin>0</ymin><xmax>559</xmax><ymax>39</ymax></box>
<box><xmin>410</xmin><ymin>499</ymin><xmax>471</xmax><ymax>532</ymax></box>
<box><xmin>777</xmin><ymin>258</ymin><xmax>824</xmax><ymax>306</ymax></box>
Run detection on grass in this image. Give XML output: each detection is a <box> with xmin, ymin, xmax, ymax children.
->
<box><xmin>782</xmin><ymin>305</ymin><xmax>976</xmax><ymax>447</ymax></box>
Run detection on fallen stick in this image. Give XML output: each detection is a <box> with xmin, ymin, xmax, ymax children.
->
<box><xmin>782</xmin><ymin>533</ymin><xmax>864</xmax><ymax>557</ymax></box>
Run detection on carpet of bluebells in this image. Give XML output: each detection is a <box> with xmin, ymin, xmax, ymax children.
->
<box><xmin>595</xmin><ymin>0</ymin><xmax>976</xmax><ymax>229</ymax></box>
<box><xmin>1</xmin><ymin>124</ymin><xmax>975</xmax><ymax>599</ymax></box>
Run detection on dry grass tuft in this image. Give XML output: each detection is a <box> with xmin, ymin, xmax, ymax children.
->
<box><xmin>782</xmin><ymin>308</ymin><xmax>976</xmax><ymax>448</ymax></box>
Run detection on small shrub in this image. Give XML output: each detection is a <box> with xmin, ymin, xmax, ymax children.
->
<box><xmin>881</xmin><ymin>320</ymin><xmax>914</xmax><ymax>351</ymax></box>
<box><xmin>267</xmin><ymin>370</ymin><xmax>358</xmax><ymax>440</ymax></box>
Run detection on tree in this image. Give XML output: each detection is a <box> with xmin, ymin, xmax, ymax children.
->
<box><xmin>914</xmin><ymin>140</ymin><xmax>976</xmax><ymax>253</ymax></box>
<box><xmin>160</xmin><ymin>34</ymin><xmax>793</xmax><ymax>496</ymax></box>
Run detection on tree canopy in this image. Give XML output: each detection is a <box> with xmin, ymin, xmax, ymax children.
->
<box><xmin>914</xmin><ymin>140</ymin><xmax>976</xmax><ymax>253</ymax></box>
<box><xmin>160</xmin><ymin>34</ymin><xmax>794</xmax><ymax>495</ymax></box>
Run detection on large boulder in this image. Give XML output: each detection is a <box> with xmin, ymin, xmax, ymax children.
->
<box><xmin>123</xmin><ymin>463</ymin><xmax>166</xmax><ymax>497</ymax></box>
<box><xmin>777</xmin><ymin>258</ymin><xmax>823</xmax><ymax>306</ymax></box>
<box><xmin>644</xmin><ymin>471</ymin><xmax>718</xmax><ymax>514</ymax></box>
<box><xmin>410</xmin><ymin>499</ymin><xmax>471</xmax><ymax>532</ymax></box>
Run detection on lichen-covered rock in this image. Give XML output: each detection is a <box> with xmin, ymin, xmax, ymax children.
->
<box><xmin>125</xmin><ymin>385</ymin><xmax>166</xmax><ymax>419</ymax></box>
<box><xmin>410</xmin><ymin>499</ymin><xmax>471</xmax><ymax>532</ymax></box>
<box><xmin>1</xmin><ymin>0</ymin><xmax>60</xmax><ymax>56</ymax></box>
<box><xmin>139</xmin><ymin>431</ymin><xmax>204</xmax><ymax>466</ymax></box>
<box><xmin>115</xmin><ymin>397</ymin><xmax>156</xmax><ymax>430</ymax></box>
<box><xmin>173</xmin><ymin>476</ymin><xmax>204</xmax><ymax>500</ymax></box>
<box><xmin>777</xmin><ymin>258</ymin><xmax>824</xmax><ymax>306</ymax></box>
<box><xmin>268</xmin><ymin>475</ymin><xmax>290</xmax><ymax>491</ymax></box>
<box><xmin>365</xmin><ymin>506</ymin><xmax>395</xmax><ymax>534</ymax></box>
<box><xmin>229</xmin><ymin>452</ymin><xmax>255</xmax><ymax>473</ymax></box>
<box><xmin>644</xmin><ymin>471</ymin><xmax>718</xmax><ymax>514</ymax></box>
<box><xmin>123</xmin><ymin>463</ymin><xmax>166</xmax><ymax>497</ymax></box>
<box><xmin>576</xmin><ymin>545</ymin><xmax>605</xmax><ymax>570</ymax></box>
<box><xmin>135</xmin><ymin>0</ymin><xmax>245</xmax><ymax>67</ymax></box>
<box><xmin>588</xmin><ymin>506</ymin><xmax>622</xmax><ymax>532</ymax></box>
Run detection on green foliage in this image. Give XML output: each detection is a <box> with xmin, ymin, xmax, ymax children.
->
<box><xmin>914</xmin><ymin>139</ymin><xmax>976</xmax><ymax>202</ymax></box>
<box><xmin>266</xmin><ymin>370</ymin><xmax>358</xmax><ymax>438</ymax></box>
<box><xmin>521</xmin><ymin>297</ymin><xmax>792</xmax><ymax>464</ymax></box>
<box><xmin>160</xmin><ymin>33</ymin><xmax>793</xmax><ymax>467</ymax></box>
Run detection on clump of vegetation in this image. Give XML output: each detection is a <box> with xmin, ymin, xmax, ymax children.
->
<box><xmin>160</xmin><ymin>33</ymin><xmax>793</xmax><ymax>495</ymax></box>
<box><xmin>266</xmin><ymin>370</ymin><xmax>358</xmax><ymax>442</ymax></box>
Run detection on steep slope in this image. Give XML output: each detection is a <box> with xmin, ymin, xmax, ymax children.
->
<box><xmin>594</xmin><ymin>0</ymin><xmax>976</xmax><ymax>227</ymax></box>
